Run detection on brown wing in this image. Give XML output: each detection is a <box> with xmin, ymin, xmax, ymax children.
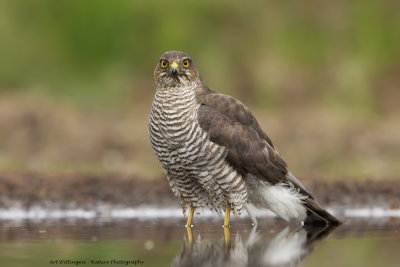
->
<box><xmin>196</xmin><ymin>91</ymin><xmax>313</xmax><ymax>197</ymax></box>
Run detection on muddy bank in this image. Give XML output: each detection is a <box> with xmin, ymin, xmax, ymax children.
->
<box><xmin>0</xmin><ymin>172</ymin><xmax>176</xmax><ymax>209</ymax></box>
<box><xmin>0</xmin><ymin>172</ymin><xmax>399</xmax><ymax>210</ymax></box>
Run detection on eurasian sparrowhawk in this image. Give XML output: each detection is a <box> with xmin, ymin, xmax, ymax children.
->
<box><xmin>149</xmin><ymin>51</ymin><xmax>341</xmax><ymax>227</ymax></box>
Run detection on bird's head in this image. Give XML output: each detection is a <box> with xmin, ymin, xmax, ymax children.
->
<box><xmin>154</xmin><ymin>51</ymin><xmax>201</xmax><ymax>89</ymax></box>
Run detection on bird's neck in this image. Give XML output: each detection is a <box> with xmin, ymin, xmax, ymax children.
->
<box><xmin>155</xmin><ymin>83</ymin><xmax>197</xmax><ymax>102</ymax></box>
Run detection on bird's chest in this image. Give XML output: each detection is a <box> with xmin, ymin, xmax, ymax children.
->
<box><xmin>156</xmin><ymin>102</ymin><xmax>198</xmax><ymax>148</ymax></box>
<box><xmin>150</xmin><ymin>91</ymin><xmax>209</xmax><ymax>167</ymax></box>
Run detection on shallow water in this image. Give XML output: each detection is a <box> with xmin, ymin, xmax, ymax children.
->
<box><xmin>0</xmin><ymin>216</ymin><xmax>399</xmax><ymax>267</ymax></box>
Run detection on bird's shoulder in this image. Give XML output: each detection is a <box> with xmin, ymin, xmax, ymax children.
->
<box><xmin>195</xmin><ymin>86</ymin><xmax>274</xmax><ymax>148</ymax></box>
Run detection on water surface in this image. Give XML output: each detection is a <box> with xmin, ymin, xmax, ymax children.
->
<box><xmin>0</xmin><ymin>216</ymin><xmax>399</xmax><ymax>267</ymax></box>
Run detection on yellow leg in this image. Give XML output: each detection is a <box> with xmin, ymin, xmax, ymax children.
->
<box><xmin>186</xmin><ymin>225</ymin><xmax>194</xmax><ymax>244</ymax></box>
<box><xmin>224</xmin><ymin>206</ymin><xmax>231</xmax><ymax>227</ymax></box>
<box><xmin>224</xmin><ymin>225</ymin><xmax>231</xmax><ymax>247</ymax></box>
<box><xmin>186</xmin><ymin>206</ymin><xmax>195</xmax><ymax>227</ymax></box>
<box><xmin>224</xmin><ymin>206</ymin><xmax>231</xmax><ymax>246</ymax></box>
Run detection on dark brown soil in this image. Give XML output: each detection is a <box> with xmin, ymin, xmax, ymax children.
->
<box><xmin>0</xmin><ymin>172</ymin><xmax>177</xmax><ymax>209</ymax></box>
<box><xmin>0</xmin><ymin>172</ymin><xmax>399</xmax><ymax>209</ymax></box>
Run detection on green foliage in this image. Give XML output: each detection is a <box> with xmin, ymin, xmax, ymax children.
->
<box><xmin>0</xmin><ymin>0</ymin><xmax>399</xmax><ymax>112</ymax></box>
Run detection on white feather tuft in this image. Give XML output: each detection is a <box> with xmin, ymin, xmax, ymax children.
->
<box><xmin>260</xmin><ymin>182</ymin><xmax>307</xmax><ymax>221</ymax></box>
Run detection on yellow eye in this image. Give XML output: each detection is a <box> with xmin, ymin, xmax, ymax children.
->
<box><xmin>182</xmin><ymin>59</ymin><xmax>190</xmax><ymax>68</ymax></box>
<box><xmin>160</xmin><ymin>60</ymin><xmax>168</xmax><ymax>69</ymax></box>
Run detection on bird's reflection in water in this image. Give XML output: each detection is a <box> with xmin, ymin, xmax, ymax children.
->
<box><xmin>172</xmin><ymin>224</ymin><xmax>338</xmax><ymax>267</ymax></box>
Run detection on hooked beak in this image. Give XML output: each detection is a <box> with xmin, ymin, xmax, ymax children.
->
<box><xmin>170</xmin><ymin>62</ymin><xmax>179</xmax><ymax>75</ymax></box>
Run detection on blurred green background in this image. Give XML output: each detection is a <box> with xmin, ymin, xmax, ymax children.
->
<box><xmin>0</xmin><ymin>0</ymin><xmax>399</xmax><ymax>179</ymax></box>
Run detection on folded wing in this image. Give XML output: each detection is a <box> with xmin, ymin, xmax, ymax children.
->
<box><xmin>196</xmin><ymin>91</ymin><xmax>313</xmax><ymax>198</ymax></box>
